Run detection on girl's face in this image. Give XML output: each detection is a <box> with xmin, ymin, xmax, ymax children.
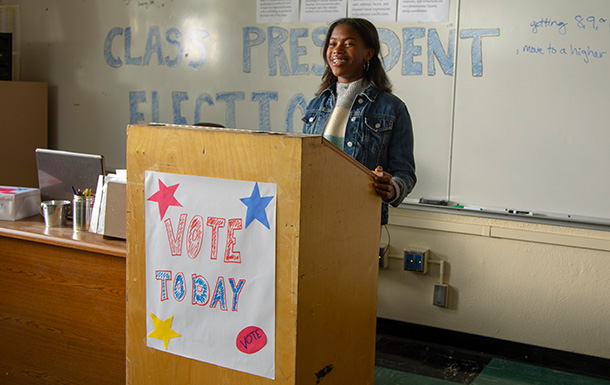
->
<box><xmin>326</xmin><ymin>23</ymin><xmax>374</xmax><ymax>84</ymax></box>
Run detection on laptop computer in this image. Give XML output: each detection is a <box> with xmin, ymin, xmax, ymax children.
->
<box><xmin>35</xmin><ymin>148</ymin><xmax>106</xmax><ymax>202</ymax></box>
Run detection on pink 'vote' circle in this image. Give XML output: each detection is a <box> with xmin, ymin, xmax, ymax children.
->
<box><xmin>236</xmin><ymin>326</ymin><xmax>267</xmax><ymax>354</ymax></box>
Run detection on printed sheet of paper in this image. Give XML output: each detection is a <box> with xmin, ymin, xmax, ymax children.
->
<box><xmin>300</xmin><ymin>0</ymin><xmax>347</xmax><ymax>23</ymax></box>
<box><xmin>398</xmin><ymin>0</ymin><xmax>450</xmax><ymax>23</ymax></box>
<box><xmin>257</xmin><ymin>0</ymin><xmax>299</xmax><ymax>23</ymax></box>
<box><xmin>348</xmin><ymin>0</ymin><xmax>397</xmax><ymax>23</ymax></box>
<box><xmin>145</xmin><ymin>171</ymin><xmax>277</xmax><ymax>379</ymax></box>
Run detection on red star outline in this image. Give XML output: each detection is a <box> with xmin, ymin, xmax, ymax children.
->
<box><xmin>147</xmin><ymin>179</ymin><xmax>182</xmax><ymax>220</ymax></box>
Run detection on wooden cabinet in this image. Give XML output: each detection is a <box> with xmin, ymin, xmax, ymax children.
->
<box><xmin>0</xmin><ymin>81</ymin><xmax>47</xmax><ymax>187</ymax></box>
<box><xmin>0</xmin><ymin>216</ymin><xmax>126</xmax><ymax>384</ymax></box>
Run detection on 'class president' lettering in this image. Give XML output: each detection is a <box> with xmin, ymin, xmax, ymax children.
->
<box><xmin>104</xmin><ymin>26</ymin><xmax>208</xmax><ymax>69</ymax></box>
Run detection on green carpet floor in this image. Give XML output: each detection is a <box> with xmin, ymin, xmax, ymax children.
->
<box><xmin>375</xmin><ymin>358</ymin><xmax>610</xmax><ymax>385</ymax></box>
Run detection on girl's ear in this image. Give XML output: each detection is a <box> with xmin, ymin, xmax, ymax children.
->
<box><xmin>365</xmin><ymin>48</ymin><xmax>375</xmax><ymax>62</ymax></box>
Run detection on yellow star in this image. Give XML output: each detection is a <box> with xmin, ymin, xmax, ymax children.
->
<box><xmin>147</xmin><ymin>312</ymin><xmax>181</xmax><ymax>350</ymax></box>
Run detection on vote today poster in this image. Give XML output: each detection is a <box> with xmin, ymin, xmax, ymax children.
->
<box><xmin>144</xmin><ymin>170</ymin><xmax>277</xmax><ymax>379</ymax></box>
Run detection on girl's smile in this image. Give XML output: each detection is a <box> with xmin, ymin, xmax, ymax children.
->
<box><xmin>326</xmin><ymin>23</ymin><xmax>374</xmax><ymax>84</ymax></box>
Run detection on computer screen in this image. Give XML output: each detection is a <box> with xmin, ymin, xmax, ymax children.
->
<box><xmin>35</xmin><ymin>148</ymin><xmax>106</xmax><ymax>202</ymax></box>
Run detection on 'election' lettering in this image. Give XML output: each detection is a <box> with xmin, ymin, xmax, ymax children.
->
<box><xmin>129</xmin><ymin>91</ymin><xmax>146</xmax><ymax>124</ymax></box>
<box><xmin>216</xmin><ymin>92</ymin><xmax>245</xmax><ymax>129</ymax></box>
<box><xmin>194</xmin><ymin>93</ymin><xmax>214</xmax><ymax>125</ymax></box>
<box><xmin>252</xmin><ymin>92</ymin><xmax>277</xmax><ymax>131</ymax></box>
<box><xmin>173</xmin><ymin>91</ymin><xmax>188</xmax><ymax>124</ymax></box>
<box><xmin>285</xmin><ymin>93</ymin><xmax>307</xmax><ymax>133</ymax></box>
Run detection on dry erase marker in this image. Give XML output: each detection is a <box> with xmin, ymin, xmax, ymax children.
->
<box><xmin>453</xmin><ymin>205</ymin><xmax>483</xmax><ymax>211</ymax></box>
<box><xmin>506</xmin><ymin>209</ymin><xmax>533</xmax><ymax>215</ymax></box>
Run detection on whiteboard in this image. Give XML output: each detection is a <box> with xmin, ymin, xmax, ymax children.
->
<box><xmin>11</xmin><ymin>0</ymin><xmax>459</xmax><ymax>204</ymax></box>
<box><xmin>10</xmin><ymin>0</ymin><xmax>610</xmax><ymax>223</ymax></box>
<box><xmin>452</xmin><ymin>0</ymin><xmax>610</xmax><ymax>220</ymax></box>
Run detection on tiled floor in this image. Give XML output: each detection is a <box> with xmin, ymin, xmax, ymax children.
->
<box><xmin>374</xmin><ymin>333</ymin><xmax>610</xmax><ymax>385</ymax></box>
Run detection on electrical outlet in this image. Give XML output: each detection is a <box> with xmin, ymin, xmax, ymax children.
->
<box><xmin>379</xmin><ymin>245</ymin><xmax>389</xmax><ymax>268</ymax></box>
<box><xmin>403</xmin><ymin>249</ymin><xmax>428</xmax><ymax>273</ymax></box>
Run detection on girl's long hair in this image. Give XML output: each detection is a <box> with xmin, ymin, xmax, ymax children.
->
<box><xmin>316</xmin><ymin>18</ymin><xmax>392</xmax><ymax>95</ymax></box>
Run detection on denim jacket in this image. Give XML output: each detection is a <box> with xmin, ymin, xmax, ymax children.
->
<box><xmin>302</xmin><ymin>83</ymin><xmax>416</xmax><ymax>225</ymax></box>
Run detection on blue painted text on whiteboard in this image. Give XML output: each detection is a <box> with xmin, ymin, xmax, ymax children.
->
<box><xmin>242</xmin><ymin>27</ymin><xmax>498</xmax><ymax>77</ymax></box>
<box><xmin>104</xmin><ymin>26</ymin><xmax>499</xmax><ymax>130</ymax></box>
<box><xmin>104</xmin><ymin>26</ymin><xmax>498</xmax><ymax>76</ymax></box>
<box><xmin>522</xmin><ymin>15</ymin><xmax>608</xmax><ymax>63</ymax></box>
<box><xmin>530</xmin><ymin>15</ymin><xmax>610</xmax><ymax>34</ymax></box>
<box><xmin>104</xmin><ymin>27</ymin><xmax>209</xmax><ymax>69</ymax></box>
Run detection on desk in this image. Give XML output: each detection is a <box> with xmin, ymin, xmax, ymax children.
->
<box><xmin>0</xmin><ymin>216</ymin><xmax>126</xmax><ymax>385</ymax></box>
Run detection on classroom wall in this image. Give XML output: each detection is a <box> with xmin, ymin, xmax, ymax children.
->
<box><xmin>379</xmin><ymin>207</ymin><xmax>610</xmax><ymax>360</ymax></box>
<box><xmin>8</xmin><ymin>0</ymin><xmax>610</xmax><ymax>361</ymax></box>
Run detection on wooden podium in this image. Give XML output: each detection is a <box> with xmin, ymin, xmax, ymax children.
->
<box><xmin>126</xmin><ymin>124</ymin><xmax>381</xmax><ymax>384</ymax></box>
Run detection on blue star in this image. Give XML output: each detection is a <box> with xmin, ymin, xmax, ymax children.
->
<box><xmin>240</xmin><ymin>183</ymin><xmax>274</xmax><ymax>229</ymax></box>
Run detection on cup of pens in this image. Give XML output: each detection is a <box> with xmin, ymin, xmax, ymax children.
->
<box><xmin>72</xmin><ymin>187</ymin><xmax>94</xmax><ymax>232</ymax></box>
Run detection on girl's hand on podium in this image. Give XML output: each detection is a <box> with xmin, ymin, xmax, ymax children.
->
<box><xmin>373</xmin><ymin>166</ymin><xmax>396</xmax><ymax>201</ymax></box>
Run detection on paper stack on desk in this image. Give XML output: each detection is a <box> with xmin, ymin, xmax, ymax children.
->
<box><xmin>89</xmin><ymin>170</ymin><xmax>126</xmax><ymax>239</ymax></box>
<box><xmin>0</xmin><ymin>186</ymin><xmax>40</xmax><ymax>221</ymax></box>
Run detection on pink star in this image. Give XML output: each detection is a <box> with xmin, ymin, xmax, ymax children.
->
<box><xmin>147</xmin><ymin>179</ymin><xmax>182</xmax><ymax>220</ymax></box>
<box><xmin>0</xmin><ymin>187</ymin><xmax>17</xmax><ymax>194</ymax></box>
